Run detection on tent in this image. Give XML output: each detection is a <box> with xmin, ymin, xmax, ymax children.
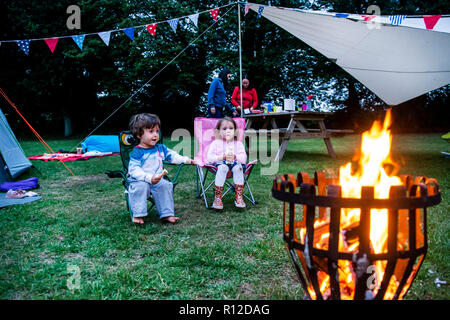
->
<box><xmin>0</xmin><ymin>108</ymin><xmax>32</xmax><ymax>184</ymax></box>
<box><xmin>248</xmin><ymin>4</ymin><xmax>450</xmax><ymax>106</ymax></box>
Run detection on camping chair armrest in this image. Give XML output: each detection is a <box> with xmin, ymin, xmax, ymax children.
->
<box><xmin>163</xmin><ymin>162</ymin><xmax>186</xmax><ymax>184</ymax></box>
<box><xmin>105</xmin><ymin>170</ymin><xmax>127</xmax><ymax>180</ymax></box>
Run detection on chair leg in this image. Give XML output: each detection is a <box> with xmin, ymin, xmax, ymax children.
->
<box><xmin>125</xmin><ymin>190</ymin><xmax>133</xmax><ymax>222</ymax></box>
<box><xmin>243</xmin><ymin>176</ymin><xmax>258</xmax><ymax>205</ymax></box>
<box><xmin>222</xmin><ymin>180</ymin><xmax>234</xmax><ymax>197</ymax></box>
<box><xmin>196</xmin><ymin>166</ymin><xmax>200</xmax><ymax>198</ymax></box>
<box><xmin>243</xmin><ymin>182</ymin><xmax>257</xmax><ymax>205</ymax></box>
<box><xmin>197</xmin><ymin>166</ymin><xmax>210</xmax><ymax>209</ymax></box>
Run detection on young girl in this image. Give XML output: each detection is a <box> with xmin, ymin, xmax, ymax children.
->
<box><xmin>206</xmin><ymin>117</ymin><xmax>247</xmax><ymax>209</ymax></box>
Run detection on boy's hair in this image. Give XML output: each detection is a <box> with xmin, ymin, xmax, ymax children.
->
<box><xmin>215</xmin><ymin>117</ymin><xmax>238</xmax><ymax>140</ymax></box>
<box><xmin>129</xmin><ymin>113</ymin><xmax>161</xmax><ymax>138</ymax></box>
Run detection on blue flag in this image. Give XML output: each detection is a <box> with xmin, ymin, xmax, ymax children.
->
<box><xmin>123</xmin><ymin>27</ymin><xmax>135</xmax><ymax>41</ymax></box>
<box><xmin>168</xmin><ymin>19</ymin><xmax>179</xmax><ymax>33</ymax></box>
<box><xmin>98</xmin><ymin>31</ymin><xmax>111</xmax><ymax>46</ymax></box>
<box><xmin>389</xmin><ymin>15</ymin><xmax>407</xmax><ymax>26</ymax></box>
<box><xmin>17</xmin><ymin>39</ymin><xmax>31</xmax><ymax>55</ymax></box>
<box><xmin>72</xmin><ymin>35</ymin><xmax>85</xmax><ymax>50</ymax></box>
<box><xmin>257</xmin><ymin>6</ymin><xmax>264</xmax><ymax>18</ymax></box>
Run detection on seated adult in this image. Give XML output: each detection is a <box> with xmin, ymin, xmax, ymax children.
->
<box><xmin>231</xmin><ymin>76</ymin><xmax>258</xmax><ymax>115</ymax></box>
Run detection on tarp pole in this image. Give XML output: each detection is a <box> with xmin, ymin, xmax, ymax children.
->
<box><xmin>238</xmin><ymin>2</ymin><xmax>243</xmax><ymax>118</ymax></box>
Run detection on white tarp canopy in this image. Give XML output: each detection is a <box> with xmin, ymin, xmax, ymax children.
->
<box><xmin>248</xmin><ymin>4</ymin><xmax>450</xmax><ymax>105</ymax></box>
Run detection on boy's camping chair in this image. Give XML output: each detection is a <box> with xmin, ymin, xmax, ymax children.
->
<box><xmin>105</xmin><ymin>131</ymin><xmax>185</xmax><ymax>221</ymax></box>
<box><xmin>194</xmin><ymin>117</ymin><xmax>258</xmax><ymax>209</ymax></box>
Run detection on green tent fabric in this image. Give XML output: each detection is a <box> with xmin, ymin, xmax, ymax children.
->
<box><xmin>442</xmin><ymin>132</ymin><xmax>450</xmax><ymax>142</ymax></box>
<box><xmin>0</xmin><ymin>108</ymin><xmax>32</xmax><ymax>184</ymax></box>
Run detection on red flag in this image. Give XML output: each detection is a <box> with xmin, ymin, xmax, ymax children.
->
<box><xmin>423</xmin><ymin>15</ymin><xmax>442</xmax><ymax>30</ymax></box>
<box><xmin>244</xmin><ymin>5</ymin><xmax>250</xmax><ymax>16</ymax></box>
<box><xmin>362</xmin><ymin>15</ymin><xmax>376</xmax><ymax>21</ymax></box>
<box><xmin>146</xmin><ymin>23</ymin><xmax>157</xmax><ymax>37</ymax></box>
<box><xmin>44</xmin><ymin>38</ymin><xmax>59</xmax><ymax>53</ymax></box>
<box><xmin>210</xmin><ymin>8</ymin><xmax>219</xmax><ymax>21</ymax></box>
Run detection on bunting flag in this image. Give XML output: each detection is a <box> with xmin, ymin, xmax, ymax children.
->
<box><xmin>244</xmin><ymin>5</ymin><xmax>250</xmax><ymax>16</ymax></box>
<box><xmin>122</xmin><ymin>27</ymin><xmax>135</xmax><ymax>41</ymax></box>
<box><xmin>168</xmin><ymin>18</ymin><xmax>179</xmax><ymax>33</ymax></box>
<box><xmin>1</xmin><ymin>4</ymin><xmax>235</xmax><ymax>57</ymax></box>
<box><xmin>16</xmin><ymin>39</ymin><xmax>30</xmax><ymax>55</ymax></box>
<box><xmin>257</xmin><ymin>6</ymin><xmax>264</xmax><ymax>18</ymax></box>
<box><xmin>362</xmin><ymin>15</ymin><xmax>376</xmax><ymax>21</ymax></box>
<box><xmin>98</xmin><ymin>31</ymin><xmax>111</xmax><ymax>46</ymax></box>
<box><xmin>44</xmin><ymin>38</ymin><xmax>59</xmax><ymax>53</ymax></box>
<box><xmin>389</xmin><ymin>15</ymin><xmax>406</xmax><ymax>26</ymax></box>
<box><xmin>146</xmin><ymin>23</ymin><xmax>157</xmax><ymax>37</ymax></box>
<box><xmin>188</xmin><ymin>13</ymin><xmax>199</xmax><ymax>27</ymax></box>
<box><xmin>72</xmin><ymin>34</ymin><xmax>85</xmax><ymax>50</ymax></box>
<box><xmin>6</xmin><ymin>3</ymin><xmax>448</xmax><ymax>59</ymax></box>
<box><xmin>210</xmin><ymin>8</ymin><xmax>219</xmax><ymax>21</ymax></box>
<box><xmin>424</xmin><ymin>15</ymin><xmax>442</xmax><ymax>30</ymax></box>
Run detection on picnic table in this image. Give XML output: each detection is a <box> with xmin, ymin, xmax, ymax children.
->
<box><xmin>243</xmin><ymin>111</ymin><xmax>351</xmax><ymax>161</ymax></box>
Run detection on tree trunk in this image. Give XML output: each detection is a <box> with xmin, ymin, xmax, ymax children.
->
<box><xmin>64</xmin><ymin>115</ymin><xmax>73</xmax><ymax>137</ymax></box>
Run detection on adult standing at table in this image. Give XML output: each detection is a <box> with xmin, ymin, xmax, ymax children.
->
<box><xmin>231</xmin><ymin>76</ymin><xmax>258</xmax><ymax>115</ymax></box>
<box><xmin>207</xmin><ymin>68</ymin><xmax>237</xmax><ymax>118</ymax></box>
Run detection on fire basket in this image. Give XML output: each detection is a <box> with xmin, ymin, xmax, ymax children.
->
<box><xmin>272</xmin><ymin>171</ymin><xmax>441</xmax><ymax>300</ymax></box>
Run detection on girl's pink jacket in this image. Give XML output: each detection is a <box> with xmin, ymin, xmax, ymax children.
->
<box><xmin>206</xmin><ymin>139</ymin><xmax>247</xmax><ymax>164</ymax></box>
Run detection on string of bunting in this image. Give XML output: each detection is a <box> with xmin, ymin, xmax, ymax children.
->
<box><xmin>4</xmin><ymin>2</ymin><xmax>448</xmax><ymax>56</ymax></box>
<box><xmin>1</xmin><ymin>4</ymin><xmax>230</xmax><ymax>56</ymax></box>
<box><xmin>246</xmin><ymin>3</ymin><xmax>448</xmax><ymax>32</ymax></box>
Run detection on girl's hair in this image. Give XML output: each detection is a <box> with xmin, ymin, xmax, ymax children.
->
<box><xmin>215</xmin><ymin>117</ymin><xmax>238</xmax><ymax>140</ymax></box>
<box><xmin>129</xmin><ymin>113</ymin><xmax>161</xmax><ymax>138</ymax></box>
<box><xmin>242</xmin><ymin>74</ymin><xmax>253</xmax><ymax>89</ymax></box>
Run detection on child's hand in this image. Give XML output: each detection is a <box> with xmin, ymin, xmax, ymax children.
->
<box><xmin>151</xmin><ymin>169</ymin><xmax>168</xmax><ymax>184</ymax></box>
<box><xmin>225</xmin><ymin>152</ymin><xmax>235</xmax><ymax>163</ymax></box>
<box><xmin>151</xmin><ymin>174</ymin><xmax>163</xmax><ymax>184</ymax></box>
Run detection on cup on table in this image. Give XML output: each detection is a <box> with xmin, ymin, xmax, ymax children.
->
<box><xmin>77</xmin><ymin>147</ymin><xmax>82</xmax><ymax>154</ymax></box>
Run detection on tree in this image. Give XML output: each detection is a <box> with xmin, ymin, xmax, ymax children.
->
<box><xmin>1</xmin><ymin>0</ymin><xmax>448</xmax><ymax>136</ymax></box>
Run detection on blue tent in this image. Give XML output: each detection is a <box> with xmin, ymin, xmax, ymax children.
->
<box><xmin>0</xmin><ymin>108</ymin><xmax>32</xmax><ymax>184</ymax></box>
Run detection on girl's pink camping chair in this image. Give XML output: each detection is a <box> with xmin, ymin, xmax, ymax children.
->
<box><xmin>194</xmin><ymin>117</ymin><xmax>258</xmax><ymax>209</ymax></box>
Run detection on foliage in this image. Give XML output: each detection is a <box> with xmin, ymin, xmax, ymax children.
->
<box><xmin>0</xmin><ymin>1</ymin><xmax>449</xmax><ymax>136</ymax></box>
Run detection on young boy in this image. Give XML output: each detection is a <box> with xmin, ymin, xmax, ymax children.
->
<box><xmin>128</xmin><ymin>113</ymin><xmax>195</xmax><ymax>224</ymax></box>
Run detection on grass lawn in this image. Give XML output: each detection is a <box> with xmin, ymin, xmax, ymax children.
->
<box><xmin>0</xmin><ymin>133</ymin><xmax>448</xmax><ymax>300</ymax></box>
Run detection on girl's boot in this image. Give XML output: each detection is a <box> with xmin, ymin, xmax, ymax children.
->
<box><xmin>234</xmin><ymin>184</ymin><xmax>246</xmax><ymax>208</ymax></box>
<box><xmin>212</xmin><ymin>185</ymin><xmax>224</xmax><ymax>210</ymax></box>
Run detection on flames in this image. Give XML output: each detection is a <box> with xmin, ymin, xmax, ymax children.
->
<box><xmin>314</xmin><ymin>109</ymin><xmax>404</xmax><ymax>299</ymax></box>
